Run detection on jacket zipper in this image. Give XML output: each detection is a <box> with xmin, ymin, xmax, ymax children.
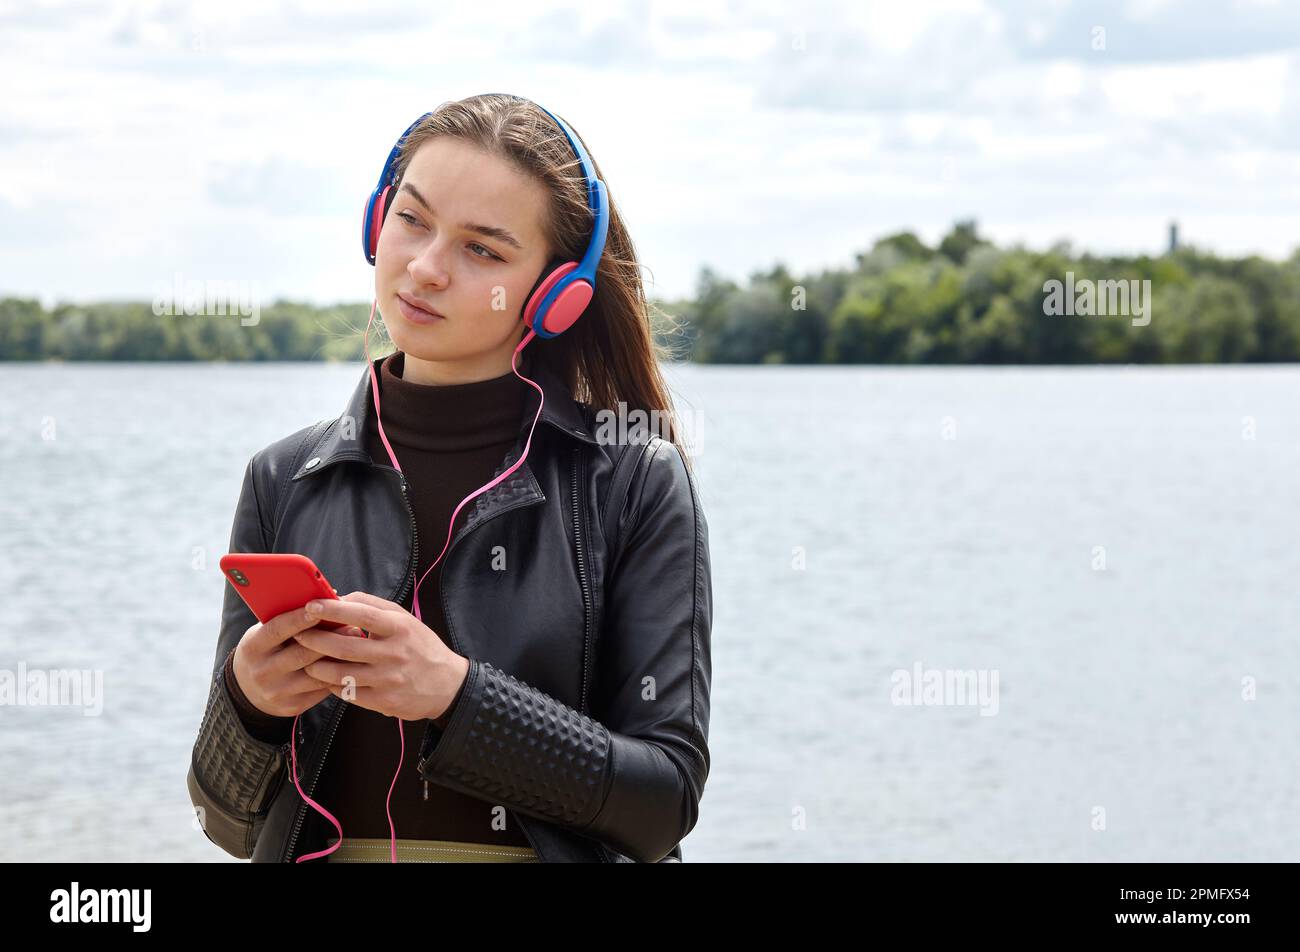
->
<box><xmin>572</xmin><ymin>446</ymin><xmax>594</xmax><ymax>714</ymax></box>
<box><xmin>572</xmin><ymin>445</ymin><xmax>608</xmax><ymax>863</ymax></box>
<box><xmin>280</xmin><ymin>466</ymin><xmax>419</xmax><ymax>863</ymax></box>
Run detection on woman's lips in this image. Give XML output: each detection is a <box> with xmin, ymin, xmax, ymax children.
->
<box><xmin>396</xmin><ymin>292</ymin><xmax>446</xmax><ymax>325</ymax></box>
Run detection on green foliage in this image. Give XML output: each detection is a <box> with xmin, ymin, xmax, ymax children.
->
<box><xmin>698</xmin><ymin>222</ymin><xmax>1300</xmax><ymax>364</ymax></box>
<box><xmin>3</xmin><ymin>222</ymin><xmax>1298</xmax><ymax>363</ymax></box>
<box><xmin>937</xmin><ymin>219</ymin><xmax>990</xmax><ymax>265</ymax></box>
<box><xmin>0</xmin><ymin>298</ymin><xmax>383</xmax><ymax>361</ymax></box>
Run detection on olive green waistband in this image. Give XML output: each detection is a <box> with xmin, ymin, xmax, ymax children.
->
<box><xmin>325</xmin><ymin>836</ymin><xmax>540</xmax><ymax>863</ymax></box>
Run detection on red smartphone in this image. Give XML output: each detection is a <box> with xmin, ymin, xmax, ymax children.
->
<box><xmin>219</xmin><ymin>553</ymin><xmax>354</xmax><ymax>634</ymax></box>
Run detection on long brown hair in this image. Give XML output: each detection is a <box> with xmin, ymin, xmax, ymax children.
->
<box><xmin>384</xmin><ymin>93</ymin><xmax>694</xmax><ymax>473</ymax></box>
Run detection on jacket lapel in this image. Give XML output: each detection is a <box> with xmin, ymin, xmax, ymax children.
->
<box><xmin>288</xmin><ymin>352</ymin><xmax>594</xmax><ymax>542</ymax></box>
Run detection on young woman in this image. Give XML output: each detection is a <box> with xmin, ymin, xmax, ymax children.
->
<box><xmin>186</xmin><ymin>93</ymin><xmax>714</xmax><ymax>863</ymax></box>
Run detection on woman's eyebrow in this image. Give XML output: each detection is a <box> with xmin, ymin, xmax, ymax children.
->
<box><xmin>398</xmin><ymin>182</ymin><xmax>524</xmax><ymax>250</ymax></box>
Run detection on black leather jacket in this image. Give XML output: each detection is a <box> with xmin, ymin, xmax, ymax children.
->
<box><xmin>186</xmin><ymin>356</ymin><xmax>713</xmax><ymax>863</ymax></box>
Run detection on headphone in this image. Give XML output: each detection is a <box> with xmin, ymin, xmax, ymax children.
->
<box><xmin>361</xmin><ymin>95</ymin><xmax>609</xmax><ymax>338</ymax></box>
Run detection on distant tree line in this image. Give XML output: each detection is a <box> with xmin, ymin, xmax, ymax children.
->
<box><xmin>0</xmin><ymin>298</ymin><xmax>375</xmax><ymax>362</ymax></box>
<box><xmin>673</xmin><ymin>222</ymin><xmax>1300</xmax><ymax>364</ymax></box>
<box><xmin>3</xmin><ymin>222</ymin><xmax>1298</xmax><ymax>363</ymax></box>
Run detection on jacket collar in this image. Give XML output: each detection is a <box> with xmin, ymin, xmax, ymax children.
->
<box><xmin>291</xmin><ymin>353</ymin><xmax>597</xmax><ymax>483</ymax></box>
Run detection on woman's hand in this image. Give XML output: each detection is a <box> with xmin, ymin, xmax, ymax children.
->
<box><xmin>231</xmin><ymin>607</ymin><xmax>335</xmax><ymax>717</ymax></box>
<box><xmin>292</xmin><ymin>591</ymin><xmax>470</xmax><ymax>722</ymax></box>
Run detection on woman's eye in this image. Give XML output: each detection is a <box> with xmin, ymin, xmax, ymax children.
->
<box><xmin>394</xmin><ymin>211</ymin><xmax>499</xmax><ymax>261</ymax></box>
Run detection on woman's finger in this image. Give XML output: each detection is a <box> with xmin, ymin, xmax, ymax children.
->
<box><xmin>294</xmin><ymin>628</ymin><xmax>378</xmax><ymax>663</ymax></box>
<box><xmin>304</xmin><ymin>598</ymin><xmax>399</xmax><ymax>637</ymax></box>
<box><xmin>248</xmin><ymin>606</ymin><xmax>320</xmax><ymax>655</ymax></box>
<box><xmin>340</xmin><ymin>590</ymin><xmax>405</xmax><ymax>613</ymax></box>
<box><xmin>303</xmin><ymin>658</ymin><xmax>375</xmax><ymax>688</ymax></box>
<box><xmin>283</xmin><ymin>669</ymin><xmax>338</xmax><ymax>696</ymax></box>
<box><xmin>267</xmin><ymin>637</ymin><xmax>331</xmax><ymax>675</ymax></box>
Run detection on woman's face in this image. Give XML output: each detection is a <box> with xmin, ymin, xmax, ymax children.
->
<box><xmin>375</xmin><ymin>137</ymin><xmax>553</xmax><ymax>385</ymax></box>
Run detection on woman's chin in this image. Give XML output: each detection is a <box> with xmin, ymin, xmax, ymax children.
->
<box><xmin>384</xmin><ymin>324</ymin><xmax>439</xmax><ymax>357</ymax></box>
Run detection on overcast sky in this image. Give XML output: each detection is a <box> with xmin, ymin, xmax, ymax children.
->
<box><xmin>2</xmin><ymin>0</ymin><xmax>1298</xmax><ymax>308</ymax></box>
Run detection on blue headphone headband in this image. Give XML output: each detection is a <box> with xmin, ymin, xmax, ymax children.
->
<box><xmin>362</xmin><ymin>95</ymin><xmax>609</xmax><ymax>339</ymax></box>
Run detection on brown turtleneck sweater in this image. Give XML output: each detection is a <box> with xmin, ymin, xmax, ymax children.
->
<box><xmin>222</xmin><ymin>349</ymin><xmax>533</xmax><ymax>846</ymax></box>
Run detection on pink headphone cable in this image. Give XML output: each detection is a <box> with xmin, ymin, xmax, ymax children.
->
<box><xmin>289</xmin><ymin>295</ymin><xmax>544</xmax><ymax>863</ymax></box>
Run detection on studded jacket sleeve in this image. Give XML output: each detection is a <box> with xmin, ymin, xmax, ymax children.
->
<box><xmin>416</xmin><ymin>437</ymin><xmax>713</xmax><ymax>863</ymax></box>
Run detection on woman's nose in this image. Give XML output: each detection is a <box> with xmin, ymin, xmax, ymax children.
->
<box><xmin>408</xmin><ymin>237</ymin><xmax>451</xmax><ymax>286</ymax></box>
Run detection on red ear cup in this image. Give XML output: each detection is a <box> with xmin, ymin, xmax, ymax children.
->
<box><xmin>367</xmin><ymin>185</ymin><xmax>395</xmax><ymax>261</ymax></box>
<box><xmin>542</xmin><ymin>280</ymin><xmax>594</xmax><ymax>335</ymax></box>
<box><xmin>523</xmin><ymin>260</ymin><xmax>593</xmax><ymax>335</ymax></box>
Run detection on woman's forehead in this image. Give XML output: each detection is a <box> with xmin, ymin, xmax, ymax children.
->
<box><xmin>403</xmin><ymin>138</ymin><xmax>547</xmax><ymax>239</ymax></box>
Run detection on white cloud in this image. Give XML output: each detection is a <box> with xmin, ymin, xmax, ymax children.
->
<box><xmin>0</xmin><ymin>0</ymin><xmax>1296</xmax><ymax>308</ymax></box>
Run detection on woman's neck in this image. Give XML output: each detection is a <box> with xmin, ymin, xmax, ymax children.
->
<box><xmin>368</xmin><ymin>351</ymin><xmax>530</xmax><ymax>452</ymax></box>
